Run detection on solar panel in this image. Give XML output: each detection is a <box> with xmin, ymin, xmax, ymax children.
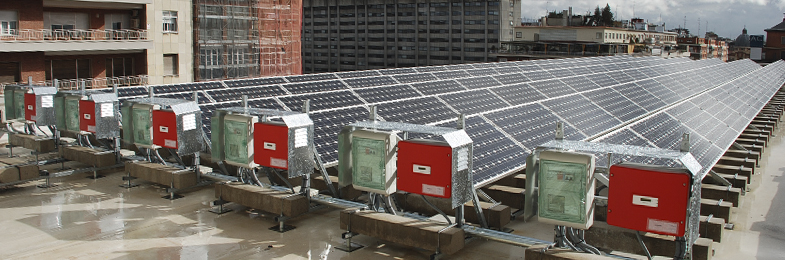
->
<box><xmin>456</xmin><ymin>76</ymin><xmax>502</xmax><ymax>89</ymax></box>
<box><xmin>438</xmin><ymin>89</ymin><xmax>509</xmax><ymax>115</ymax></box>
<box><xmin>493</xmin><ymin>73</ymin><xmax>530</xmax><ymax>85</ymax></box>
<box><xmin>285</xmin><ymin>73</ymin><xmax>337</xmax><ymax>82</ymax></box>
<box><xmin>393</xmin><ymin>73</ymin><xmax>438</xmax><ymax>84</ymax></box>
<box><xmin>582</xmin><ymin>88</ymin><xmax>647</xmax><ymax>122</ymax></box>
<box><xmin>489</xmin><ymin>83</ymin><xmax>546</xmax><ymax>105</ymax></box>
<box><xmin>207</xmin><ymin>85</ymin><xmax>286</xmax><ymax>102</ymax></box>
<box><xmin>522</xmin><ymin>70</ymin><xmax>554</xmax><ymax>81</ymax></box>
<box><xmin>485</xmin><ymin>104</ymin><xmax>586</xmax><ymax>150</ymax></box>
<box><xmin>542</xmin><ymin>95</ymin><xmax>621</xmax><ymax>137</ymax></box>
<box><xmin>343</xmin><ymin>76</ymin><xmax>397</xmax><ymax>88</ymax></box>
<box><xmin>529</xmin><ymin>79</ymin><xmax>575</xmax><ymax>97</ymax></box>
<box><xmin>354</xmin><ymin>84</ymin><xmax>422</xmax><ymax>104</ymax></box>
<box><xmin>278</xmin><ymin>90</ymin><xmax>364</xmax><ymax>112</ymax></box>
<box><xmin>282</xmin><ymin>80</ymin><xmax>347</xmax><ymax>94</ymax></box>
<box><xmin>311</xmin><ymin>107</ymin><xmax>369</xmax><ymax>163</ymax></box>
<box><xmin>114</xmin><ymin>56</ymin><xmax>784</xmax><ymax>189</ymax></box>
<box><xmin>376</xmin><ymin>97</ymin><xmax>458</xmax><ymax>125</ymax></box>
<box><xmin>410</xmin><ymin>80</ymin><xmax>467</xmax><ymax>95</ymax></box>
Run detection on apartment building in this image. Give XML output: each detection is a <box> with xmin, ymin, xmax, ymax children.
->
<box><xmin>194</xmin><ymin>0</ymin><xmax>302</xmax><ymax>81</ymax></box>
<box><xmin>498</xmin><ymin>26</ymin><xmax>679</xmax><ymax>60</ymax></box>
<box><xmin>301</xmin><ymin>0</ymin><xmax>521</xmax><ymax>73</ymax></box>
<box><xmin>0</xmin><ymin>0</ymin><xmax>193</xmax><ymax>88</ymax></box>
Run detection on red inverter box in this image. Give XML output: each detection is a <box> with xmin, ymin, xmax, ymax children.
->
<box><xmin>152</xmin><ymin>110</ymin><xmax>178</xmax><ymax>149</ymax></box>
<box><xmin>397</xmin><ymin>139</ymin><xmax>453</xmax><ymax>198</ymax></box>
<box><xmin>24</xmin><ymin>93</ymin><xmax>36</xmax><ymax>121</ymax></box>
<box><xmin>254</xmin><ymin>122</ymin><xmax>289</xmax><ymax>170</ymax></box>
<box><xmin>79</xmin><ymin>100</ymin><xmax>96</xmax><ymax>133</ymax></box>
<box><xmin>607</xmin><ymin>163</ymin><xmax>692</xmax><ymax>236</ymax></box>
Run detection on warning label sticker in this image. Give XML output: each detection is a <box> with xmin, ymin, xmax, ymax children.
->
<box><xmin>164</xmin><ymin>139</ymin><xmax>176</xmax><ymax>148</ymax></box>
<box><xmin>422</xmin><ymin>184</ymin><xmax>445</xmax><ymax>197</ymax></box>
<box><xmin>270</xmin><ymin>158</ymin><xmax>287</xmax><ymax>168</ymax></box>
<box><xmin>647</xmin><ymin>218</ymin><xmax>679</xmax><ymax>235</ymax></box>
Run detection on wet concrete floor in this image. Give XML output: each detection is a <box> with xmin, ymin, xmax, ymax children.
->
<box><xmin>0</xmin><ymin>127</ymin><xmax>784</xmax><ymax>259</ymax></box>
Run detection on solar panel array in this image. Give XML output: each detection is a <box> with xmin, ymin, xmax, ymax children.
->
<box><xmin>114</xmin><ymin>56</ymin><xmax>784</xmax><ymax>188</ymax></box>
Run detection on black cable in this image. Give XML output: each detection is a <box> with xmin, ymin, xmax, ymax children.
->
<box><xmin>635</xmin><ymin>231</ymin><xmax>652</xmax><ymax>260</ymax></box>
<box><xmin>421</xmin><ymin>195</ymin><xmax>452</xmax><ymax>225</ymax></box>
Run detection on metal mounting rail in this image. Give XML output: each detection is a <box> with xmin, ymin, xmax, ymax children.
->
<box><xmin>463</xmin><ymin>225</ymin><xmax>550</xmax><ymax>248</ymax></box>
<box><xmin>308</xmin><ymin>194</ymin><xmax>369</xmax><ymax>210</ymax></box>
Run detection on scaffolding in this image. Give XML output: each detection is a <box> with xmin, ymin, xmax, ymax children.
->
<box><xmin>194</xmin><ymin>0</ymin><xmax>302</xmax><ymax>81</ymax></box>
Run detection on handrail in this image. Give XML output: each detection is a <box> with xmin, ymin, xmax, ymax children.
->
<box><xmin>0</xmin><ymin>75</ymin><xmax>149</xmax><ymax>92</ymax></box>
<box><xmin>0</xmin><ymin>29</ymin><xmax>148</xmax><ymax>41</ymax></box>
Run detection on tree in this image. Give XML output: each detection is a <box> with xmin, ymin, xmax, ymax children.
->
<box><xmin>601</xmin><ymin>4</ymin><xmax>614</xmax><ymax>27</ymax></box>
<box><xmin>593</xmin><ymin>6</ymin><xmax>602</xmax><ymax>26</ymax></box>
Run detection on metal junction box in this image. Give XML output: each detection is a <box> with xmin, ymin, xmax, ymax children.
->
<box><xmin>607</xmin><ymin>163</ymin><xmax>692</xmax><ymax>236</ymax></box>
<box><xmin>83</xmin><ymin>93</ymin><xmax>120</xmax><ymax>139</ymax></box>
<box><xmin>252</xmin><ymin>117</ymin><xmax>314</xmax><ymax>178</ymax></box>
<box><xmin>350</xmin><ymin>129</ymin><xmax>399</xmax><ymax>195</ymax></box>
<box><xmin>56</xmin><ymin>90</ymin><xmax>120</xmax><ymax>138</ymax></box>
<box><xmin>122</xmin><ymin>98</ymin><xmax>203</xmax><ymax>155</ymax></box>
<box><xmin>4</xmin><ymin>85</ymin><xmax>31</xmax><ymax>121</ymax></box>
<box><xmin>211</xmin><ymin>107</ymin><xmax>315</xmax><ymax>178</ymax></box>
<box><xmin>397</xmin><ymin>139</ymin><xmax>470</xmax><ymax>199</ymax></box>
<box><xmin>537</xmin><ymin>150</ymin><xmax>596</xmax><ymax>230</ymax></box>
<box><xmin>23</xmin><ymin>86</ymin><xmax>57</xmax><ymax>126</ymax></box>
<box><xmin>223</xmin><ymin>114</ymin><xmax>256</xmax><ymax>168</ymax></box>
<box><xmin>254</xmin><ymin>122</ymin><xmax>290</xmax><ymax>170</ymax></box>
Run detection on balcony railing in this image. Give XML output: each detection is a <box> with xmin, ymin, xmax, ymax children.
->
<box><xmin>0</xmin><ymin>75</ymin><xmax>149</xmax><ymax>93</ymax></box>
<box><xmin>0</xmin><ymin>29</ymin><xmax>148</xmax><ymax>42</ymax></box>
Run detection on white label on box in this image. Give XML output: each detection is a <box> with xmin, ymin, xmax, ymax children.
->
<box><xmin>159</xmin><ymin>126</ymin><xmax>169</xmax><ymax>133</ymax></box>
<box><xmin>87</xmin><ymin>125</ymin><xmax>96</xmax><ymax>132</ymax></box>
<box><xmin>632</xmin><ymin>195</ymin><xmax>659</xmax><ymax>208</ymax></box>
<box><xmin>422</xmin><ymin>184</ymin><xmax>445</xmax><ymax>197</ymax></box>
<box><xmin>647</xmin><ymin>218</ymin><xmax>679</xmax><ymax>235</ymax></box>
<box><xmin>84</xmin><ymin>114</ymin><xmax>91</xmax><ymax>120</ymax></box>
<box><xmin>182</xmin><ymin>114</ymin><xmax>196</xmax><ymax>131</ymax></box>
<box><xmin>457</xmin><ymin>147</ymin><xmax>469</xmax><ymax>171</ymax></box>
<box><xmin>264</xmin><ymin>142</ymin><xmax>276</xmax><ymax>150</ymax></box>
<box><xmin>41</xmin><ymin>96</ymin><xmax>53</xmax><ymax>108</ymax></box>
<box><xmin>294</xmin><ymin>128</ymin><xmax>308</xmax><ymax>148</ymax></box>
<box><xmin>101</xmin><ymin>103</ymin><xmax>113</xmax><ymax>117</ymax></box>
<box><xmin>413</xmin><ymin>164</ymin><xmax>431</xmax><ymax>174</ymax></box>
<box><xmin>164</xmin><ymin>139</ymin><xmax>176</xmax><ymax>148</ymax></box>
<box><xmin>270</xmin><ymin>158</ymin><xmax>287</xmax><ymax>168</ymax></box>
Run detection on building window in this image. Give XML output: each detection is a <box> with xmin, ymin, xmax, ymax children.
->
<box><xmin>105</xmin><ymin>58</ymin><xmax>134</xmax><ymax>77</ymax></box>
<box><xmin>516</xmin><ymin>32</ymin><xmax>522</xmax><ymax>38</ymax></box>
<box><xmin>201</xmin><ymin>49</ymin><xmax>219</xmax><ymax>66</ymax></box>
<box><xmin>45</xmin><ymin>59</ymin><xmax>91</xmax><ymax>81</ymax></box>
<box><xmin>0</xmin><ymin>62</ymin><xmax>20</xmax><ymax>83</ymax></box>
<box><xmin>162</xmin><ymin>11</ymin><xmax>178</xmax><ymax>33</ymax></box>
<box><xmin>0</xmin><ymin>11</ymin><xmax>18</xmax><ymax>35</ymax></box>
<box><xmin>163</xmin><ymin>54</ymin><xmax>178</xmax><ymax>76</ymax></box>
<box><xmin>596</xmin><ymin>32</ymin><xmax>602</xmax><ymax>39</ymax></box>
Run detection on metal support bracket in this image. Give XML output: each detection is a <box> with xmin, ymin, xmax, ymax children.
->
<box><xmin>269</xmin><ymin>214</ymin><xmax>296</xmax><ymax>233</ymax></box>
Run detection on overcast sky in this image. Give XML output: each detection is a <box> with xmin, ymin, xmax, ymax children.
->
<box><xmin>522</xmin><ymin>0</ymin><xmax>785</xmax><ymax>40</ymax></box>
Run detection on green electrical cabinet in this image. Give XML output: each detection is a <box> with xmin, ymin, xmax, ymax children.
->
<box><xmin>131</xmin><ymin>104</ymin><xmax>154</xmax><ymax>147</ymax></box>
<box><xmin>349</xmin><ymin>129</ymin><xmax>399</xmax><ymax>195</ymax></box>
<box><xmin>537</xmin><ymin>150</ymin><xmax>595</xmax><ymax>229</ymax></box>
<box><xmin>222</xmin><ymin>114</ymin><xmax>256</xmax><ymax>168</ymax></box>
